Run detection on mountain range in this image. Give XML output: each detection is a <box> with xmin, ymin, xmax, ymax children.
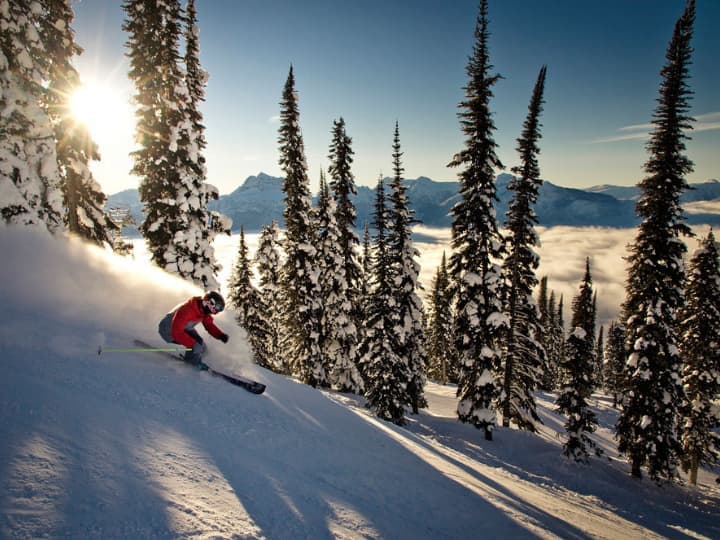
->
<box><xmin>107</xmin><ymin>173</ymin><xmax>720</xmax><ymax>234</ymax></box>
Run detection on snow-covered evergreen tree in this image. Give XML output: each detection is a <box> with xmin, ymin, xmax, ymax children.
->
<box><xmin>426</xmin><ymin>252</ymin><xmax>457</xmax><ymax>384</ymax></box>
<box><xmin>362</xmin><ymin>177</ymin><xmax>408</xmax><ymax>425</ymax></box>
<box><xmin>180</xmin><ymin>0</ymin><xmax>230</xmax><ymax>288</ymax></box>
<box><xmin>360</xmin><ymin>222</ymin><xmax>372</xmax><ymax>318</ymax></box>
<box><xmin>387</xmin><ymin>122</ymin><xmax>427</xmax><ymax>413</ymax></box>
<box><xmin>326</xmin><ymin>120</ymin><xmax>364</xmax><ymax>392</ymax></box>
<box><xmin>355</xmin><ymin>222</ymin><xmax>372</xmax><ymax>384</ymax></box>
<box><xmin>254</xmin><ymin>220</ymin><xmax>285</xmax><ymax>374</ymax></box>
<box><xmin>594</xmin><ymin>324</ymin><xmax>605</xmax><ymax>388</ymax></box>
<box><xmin>42</xmin><ymin>0</ymin><xmax>116</xmax><ymax>246</ymax></box>
<box><xmin>500</xmin><ymin>66</ymin><xmax>547</xmax><ymax>432</ymax></box>
<box><xmin>556</xmin><ymin>258</ymin><xmax>601</xmax><ymax>462</ymax></box>
<box><xmin>1</xmin><ymin>0</ymin><xmax>63</xmax><ymax>232</ymax></box>
<box><xmin>678</xmin><ymin>230</ymin><xmax>720</xmax><ymax>485</ymax></box>
<box><xmin>277</xmin><ymin>66</ymin><xmax>324</xmax><ymax>387</ymax></box>
<box><xmin>538</xmin><ymin>277</ymin><xmax>561</xmax><ymax>391</ymax></box>
<box><xmin>228</xmin><ymin>227</ymin><xmax>270</xmax><ymax>368</ymax></box>
<box><xmin>556</xmin><ymin>294</ymin><xmax>566</xmax><ymax>374</ymax></box>
<box><xmin>317</xmin><ymin>172</ymin><xmax>363</xmax><ymax>393</ymax></box>
<box><xmin>603</xmin><ymin>321</ymin><xmax>626</xmax><ymax>408</ymax></box>
<box><xmin>543</xmin><ymin>293</ymin><xmax>566</xmax><ymax>388</ymax></box>
<box><xmin>123</xmin><ymin>0</ymin><xmax>228</xmax><ymax>289</ymax></box>
<box><xmin>448</xmin><ymin>0</ymin><xmax>507</xmax><ymax>441</ymax></box>
<box><xmin>536</xmin><ymin>276</ymin><xmax>551</xmax><ymax>389</ymax></box>
<box><xmin>616</xmin><ymin>0</ymin><xmax>695</xmax><ymax>482</ymax></box>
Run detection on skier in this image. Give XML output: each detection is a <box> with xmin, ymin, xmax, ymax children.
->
<box><xmin>158</xmin><ymin>291</ymin><xmax>229</xmax><ymax>369</ymax></box>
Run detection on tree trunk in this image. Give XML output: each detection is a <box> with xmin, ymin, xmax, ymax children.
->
<box><xmin>689</xmin><ymin>455</ymin><xmax>699</xmax><ymax>485</ymax></box>
<box><xmin>502</xmin><ymin>348</ymin><xmax>513</xmax><ymax>428</ymax></box>
<box><xmin>631</xmin><ymin>455</ymin><xmax>643</xmax><ymax>479</ymax></box>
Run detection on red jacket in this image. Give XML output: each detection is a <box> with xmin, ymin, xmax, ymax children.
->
<box><xmin>171</xmin><ymin>296</ymin><xmax>224</xmax><ymax>348</ymax></box>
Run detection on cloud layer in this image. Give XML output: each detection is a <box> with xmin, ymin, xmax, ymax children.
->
<box><xmin>413</xmin><ymin>225</ymin><xmax>712</xmax><ymax>331</ymax></box>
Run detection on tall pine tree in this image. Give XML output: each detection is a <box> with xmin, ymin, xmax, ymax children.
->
<box><xmin>448</xmin><ymin>0</ymin><xmax>507</xmax><ymax>441</ymax></box>
<box><xmin>124</xmin><ymin>0</ymin><xmax>228</xmax><ymax>288</ymax></box>
<box><xmin>556</xmin><ymin>294</ymin><xmax>566</xmax><ymax>374</ymax></box>
<box><xmin>557</xmin><ymin>258</ymin><xmax>601</xmax><ymax>462</ymax></box>
<box><xmin>426</xmin><ymin>252</ymin><xmax>457</xmax><ymax>384</ymax></box>
<box><xmin>277</xmin><ymin>67</ymin><xmax>324</xmax><ymax>387</ymax></box>
<box><xmin>387</xmin><ymin>122</ymin><xmax>427</xmax><ymax>413</ymax></box>
<box><xmin>544</xmin><ymin>289</ymin><xmax>563</xmax><ymax>390</ymax></box>
<box><xmin>317</xmin><ymin>172</ymin><xmax>363</xmax><ymax>393</ymax></box>
<box><xmin>362</xmin><ymin>177</ymin><xmax>408</xmax><ymax>425</ymax></box>
<box><xmin>616</xmin><ymin>0</ymin><xmax>696</xmax><ymax>482</ymax></box>
<box><xmin>254</xmin><ymin>221</ymin><xmax>285</xmax><ymax>374</ymax></box>
<box><xmin>594</xmin><ymin>324</ymin><xmax>605</xmax><ymax>388</ymax></box>
<box><xmin>326</xmin><ymin>120</ymin><xmax>364</xmax><ymax>392</ymax></box>
<box><xmin>603</xmin><ymin>321</ymin><xmax>626</xmax><ymax>408</ymax></box>
<box><xmin>228</xmin><ymin>227</ymin><xmax>270</xmax><ymax>368</ymax></box>
<box><xmin>536</xmin><ymin>276</ymin><xmax>550</xmax><ymax>389</ymax></box>
<box><xmin>360</xmin><ymin>222</ymin><xmax>372</xmax><ymax>321</ymax></box>
<box><xmin>500</xmin><ymin>66</ymin><xmax>547</xmax><ymax>432</ymax></box>
<box><xmin>538</xmin><ymin>277</ymin><xmax>561</xmax><ymax>390</ymax></box>
<box><xmin>678</xmin><ymin>230</ymin><xmax>720</xmax><ymax>484</ymax></box>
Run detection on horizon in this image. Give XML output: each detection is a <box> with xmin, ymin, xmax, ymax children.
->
<box><xmin>70</xmin><ymin>0</ymin><xmax>719</xmax><ymax>196</ymax></box>
<box><xmin>105</xmin><ymin>170</ymin><xmax>720</xmax><ymax>198</ymax></box>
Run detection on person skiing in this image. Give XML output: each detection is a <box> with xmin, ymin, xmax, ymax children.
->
<box><xmin>158</xmin><ymin>291</ymin><xmax>229</xmax><ymax>369</ymax></box>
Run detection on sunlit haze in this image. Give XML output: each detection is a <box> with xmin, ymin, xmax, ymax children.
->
<box><xmin>69</xmin><ymin>0</ymin><xmax>719</xmax><ymax>196</ymax></box>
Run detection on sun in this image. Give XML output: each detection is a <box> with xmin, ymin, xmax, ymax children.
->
<box><xmin>69</xmin><ymin>80</ymin><xmax>135</xmax><ymax>147</ymax></box>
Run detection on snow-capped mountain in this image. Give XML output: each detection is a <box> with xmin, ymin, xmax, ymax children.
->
<box><xmin>107</xmin><ymin>174</ymin><xmax>720</xmax><ymax>234</ymax></box>
<box><xmin>211</xmin><ymin>173</ymin><xmax>287</xmax><ymax>231</ymax></box>
<box><xmin>587</xmin><ymin>178</ymin><xmax>720</xmax><ymax>203</ymax></box>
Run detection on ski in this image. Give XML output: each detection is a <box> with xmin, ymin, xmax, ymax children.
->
<box><xmin>132</xmin><ymin>340</ymin><xmax>266</xmax><ymax>394</ymax></box>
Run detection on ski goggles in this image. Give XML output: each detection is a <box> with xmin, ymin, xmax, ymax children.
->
<box><xmin>203</xmin><ymin>298</ymin><xmax>223</xmax><ymax>314</ymax></box>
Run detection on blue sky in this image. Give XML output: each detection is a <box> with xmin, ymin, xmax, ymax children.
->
<box><xmin>70</xmin><ymin>0</ymin><xmax>719</xmax><ymax>196</ymax></box>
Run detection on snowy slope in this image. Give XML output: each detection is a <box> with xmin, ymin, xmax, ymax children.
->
<box><xmin>1</xmin><ymin>229</ymin><xmax>719</xmax><ymax>539</ymax></box>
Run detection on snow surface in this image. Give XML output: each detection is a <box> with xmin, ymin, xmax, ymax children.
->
<box><xmin>1</xmin><ymin>229</ymin><xmax>719</xmax><ymax>539</ymax></box>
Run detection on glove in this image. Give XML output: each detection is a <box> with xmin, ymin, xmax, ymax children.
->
<box><xmin>219</xmin><ymin>333</ymin><xmax>229</xmax><ymax>344</ymax></box>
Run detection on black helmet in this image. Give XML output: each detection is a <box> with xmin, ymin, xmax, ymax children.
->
<box><xmin>202</xmin><ymin>291</ymin><xmax>225</xmax><ymax>314</ymax></box>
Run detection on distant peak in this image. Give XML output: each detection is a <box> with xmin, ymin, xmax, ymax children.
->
<box><xmin>243</xmin><ymin>173</ymin><xmax>282</xmax><ymax>187</ymax></box>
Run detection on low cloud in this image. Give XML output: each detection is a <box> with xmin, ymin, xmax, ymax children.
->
<box><xmin>685</xmin><ymin>199</ymin><xmax>720</xmax><ymax>214</ymax></box>
<box><xmin>695</xmin><ymin>111</ymin><xmax>720</xmax><ymax>132</ymax></box>
<box><xmin>412</xmin><ymin>225</ymin><xmax>712</xmax><ymax>331</ymax></box>
<box><xmin>215</xmin><ymin>225</ymin><xmax>713</xmax><ymax>337</ymax></box>
<box><xmin>593</xmin><ymin>111</ymin><xmax>720</xmax><ymax>144</ymax></box>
